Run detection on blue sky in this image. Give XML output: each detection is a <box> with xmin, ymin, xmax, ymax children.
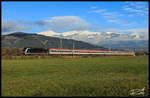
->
<box><xmin>2</xmin><ymin>1</ymin><xmax>149</xmax><ymax>34</ymax></box>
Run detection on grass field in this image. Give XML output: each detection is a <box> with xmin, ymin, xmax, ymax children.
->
<box><xmin>2</xmin><ymin>56</ymin><xmax>149</xmax><ymax>96</ymax></box>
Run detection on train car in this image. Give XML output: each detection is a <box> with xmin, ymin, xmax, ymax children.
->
<box><xmin>48</xmin><ymin>48</ymin><xmax>135</xmax><ymax>56</ymax></box>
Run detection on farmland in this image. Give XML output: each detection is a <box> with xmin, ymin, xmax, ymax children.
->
<box><xmin>1</xmin><ymin>56</ymin><xmax>149</xmax><ymax>96</ymax></box>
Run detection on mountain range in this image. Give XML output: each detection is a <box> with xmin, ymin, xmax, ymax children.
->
<box><xmin>2</xmin><ymin>32</ymin><xmax>107</xmax><ymax>50</ymax></box>
<box><xmin>37</xmin><ymin>30</ymin><xmax>148</xmax><ymax>50</ymax></box>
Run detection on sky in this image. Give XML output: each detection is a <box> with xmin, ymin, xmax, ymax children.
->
<box><xmin>2</xmin><ymin>1</ymin><xmax>149</xmax><ymax>36</ymax></box>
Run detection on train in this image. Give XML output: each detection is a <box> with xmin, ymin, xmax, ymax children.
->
<box><xmin>22</xmin><ymin>47</ymin><xmax>135</xmax><ymax>56</ymax></box>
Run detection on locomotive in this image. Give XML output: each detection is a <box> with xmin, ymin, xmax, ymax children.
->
<box><xmin>22</xmin><ymin>47</ymin><xmax>49</xmax><ymax>55</ymax></box>
<box><xmin>22</xmin><ymin>47</ymin><xmax>135</xmax><ymax>56</ymax></box>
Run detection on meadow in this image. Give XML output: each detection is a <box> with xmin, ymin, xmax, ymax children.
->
<box><xmin>2</xmin><ymin>56</ymin><xmax>149</xmax><ymax>96</ymax></box>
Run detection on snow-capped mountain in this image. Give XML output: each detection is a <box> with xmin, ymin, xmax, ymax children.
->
<box><xmin>38</xmin><ymin>30</ymin><xmax>59</xmax><ymax>36</ymax></box>
<box><xmin>37</xmin><ymin>30</ymin><xmax>148</xmax><ymax>49</ymax></box>
<box><xmin>38</xmin><ymin>30</ymin><xmax>100</xmax><ymax>36</ymax></box>
<box><xmin>37</xmin><ymin>30</ymin><xmax>143</xmax><ymax>43</ymax></box>
<box><xmin>38</xmin><ymin>30</ymin><xmax>102</xmax><ymax>44</ymax></box>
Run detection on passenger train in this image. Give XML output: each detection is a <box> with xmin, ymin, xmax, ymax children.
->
<box><xmin>22</xmin><ymin>47</ymin><xmax>135</xmax><ymax>56</ymax></box>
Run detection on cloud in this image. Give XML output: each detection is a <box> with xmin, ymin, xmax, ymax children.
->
<box><xmin>2</xmin><ymin>20</ymin><xmax>29</xmax><ymax>33</ymax></box>
<box><xmin>99</xmin><ymin>27</ymin><xmax>148</xmax><ymax>39</ymax></box>
<box><xmin>107</xmin><ymin>19</ymin><xmax>121</xmax><ymax>23</ymax></box>
<box><xmin>35</xmin><ymin>16</ymin><xmax>91</xmax><ymax>32</ymax></box>
<box><xmin>89</xmin><ymin>2</ymin><xmax>148</xmax><ymax>27</ymax></box>
<box><xmin>90</xmin><ymin>6</ymin><xmax>99</xmax><ymax>9</ymax></box>
<box><xmin>90</xmin><ymin>9</ymin><xmax>106</xmax><ymax>13</ymax></box>
<box><xmin>130</xmin><ymin>2</ymin><xmax>147</xmax><ymax>9</ymax></box>
<box><xmin>90</xmin><ymin>8</ymin><xmax>127</xmax><ymax>25</ymax></box>
<box><xmin>90</xmin><ymin>7</ymin><xmax>144</xmax><ymax>28</ymax></box>
<box><xmin>90</xmin><ymin>8</ymin><xmax>123</xmax><ymax>18</ymax></box>
<box><xmin>2</xmin><ymin>16</ymin><xmax>100</xmax><ymax>34</ymax></box>
<box><xmin>124</xmin><ymin>28</ymin><xmax>148</xmax><ymax>39</ymax></box>
<box><xmin>123</xmin><ymin>2</ymin><xmax>148</xmax><ymax>16</ymax></box>
<box><xmin>17</xmin><ymin>19</ymin><xmax>33</xmax><ymax>25</ymax></box>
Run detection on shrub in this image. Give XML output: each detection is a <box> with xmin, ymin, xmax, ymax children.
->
<box><xmin>2</xmin><ymin>48</ymin><xmax>22</xmax><ymax>56</ymax></box>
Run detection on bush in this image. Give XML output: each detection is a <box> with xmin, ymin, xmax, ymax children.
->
<box><xmin>2</xmin><ymin>48</ymin><xmax>22</xmax><ymax>56</ymax></box>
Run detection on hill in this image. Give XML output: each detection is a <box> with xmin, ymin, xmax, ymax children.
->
<box><xmin>2</xmin><ymin>32</ymin><xmax>107</xmax><ymax>50</ymax></box>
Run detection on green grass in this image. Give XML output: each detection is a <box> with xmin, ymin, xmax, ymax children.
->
<box><xmin>2</xmin><ymin>56</ymin><xmax>149</xmax><ymax>96</ymax></box>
